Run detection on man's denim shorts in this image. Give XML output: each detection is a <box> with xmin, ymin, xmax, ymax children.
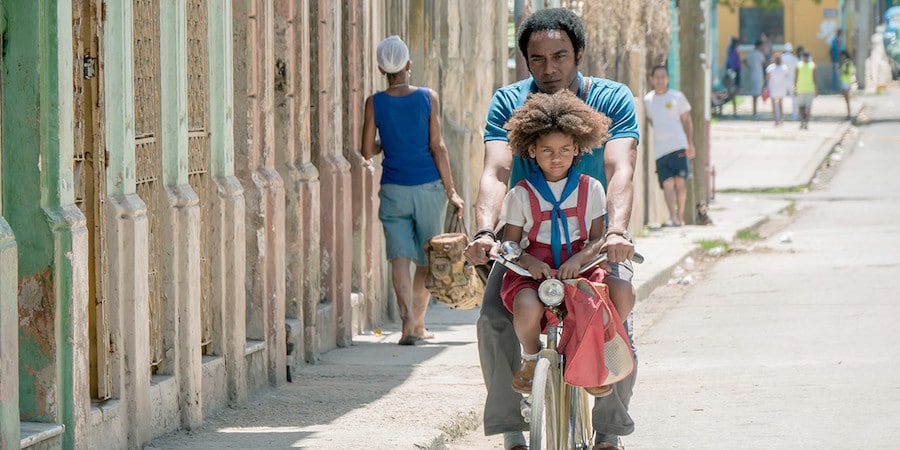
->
<box><xmin>378</xmin><ymin>180</ymin><xmax>448</xmax><ymax>266</ymax></box>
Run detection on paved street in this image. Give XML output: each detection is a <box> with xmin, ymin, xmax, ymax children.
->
<box><xmin>147</xmin><ymin>88</ymin><xmax>893</xmax><ymax>449</ymax></box>
<box><xmin>626</xmin><ymin>89</ymin><xmax>900</xmax><ymax>449</ymax></box>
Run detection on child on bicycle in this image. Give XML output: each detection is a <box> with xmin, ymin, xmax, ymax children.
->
<box><xmin>498</xmin><ymin>90</ymin><xmax>635</xmax><ymax>397</ymax></box>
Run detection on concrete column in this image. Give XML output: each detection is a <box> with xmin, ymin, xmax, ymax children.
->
<box><xmin>158</xmin><ymin>0</ymin><xmax>203</xmax><ymax>428</ymax></box>
<box><xmin>103</xmin><ymin>1</ymin><xmax>152</xmax><ymax>446</ymax></box>
<box><xmin>0</xmin><ymin>219</ymin><xmax>19</xmax><ymax>450</ymax></box>
<box><xmin>105</xmin><ymin>195</ymin><xmax>150</xmax><ymax>447</ymax></box>
<box><xmin>343</xmin><ymin>0</ymin><xmax>383</xmax><ymax>335</ymax></box>
<box><xmin>274</xmin><ymin>0</ymin><xmax>322</xmax><ymax>367</ymax></box>
<box><xmin>233</xmin><ymin>0</ymin><xmax>287</xmax><ymax>386</ymax></box>
<box><xmin>207</xmin><ymin>0</ymin><xmax>248</xmax><ymax>406</ymax></box>
<box><xmin>311</xmin><ymin>0</ymin><xmax>353</xmax><ymax>350</ymax></box>
<box><xmin>51</xmin><ymin>206</ymin><xmax>90</xmax><ymax>450</ymax></box>
<box><xmin>292</xmin><ymin>0</ymin><xmax>322</xmax><ymax>366</ymax></box>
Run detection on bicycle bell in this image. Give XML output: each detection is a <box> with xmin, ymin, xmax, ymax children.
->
<box><xmin>537</xmin><ymin>278</ymin><xmax>565</xmax><ymax>307</ymax></box>
<box><xmin>499</xmin><ymin>241</ymin><xmax>523</xmax><ymax>261</ymax></box>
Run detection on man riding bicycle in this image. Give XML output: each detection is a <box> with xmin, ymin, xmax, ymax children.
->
<box><xmin>464</xmin><ymin>8</ymin><xmax>640</xmax><ymax>450</ymax></box>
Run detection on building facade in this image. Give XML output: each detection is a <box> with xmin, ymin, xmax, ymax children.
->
<box><xmin>0</xmin><ymin>1</ymin><xmax>507</xmax><ymax>448</ymax></box>
<box><xmin>717</xmin><ymin>0</ymin><xmax>842</xmax><ymax>91</ymax></box>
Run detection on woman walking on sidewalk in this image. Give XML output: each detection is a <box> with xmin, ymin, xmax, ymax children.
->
<box><xmin>745</xmin><ymin>41</ymin><xmax>767</xmax><ymax>116</ymax></box>
<box><xmin>360</xmin><ymin>36</ymin><xmax>465</xmax><ymax>345</ymax></box>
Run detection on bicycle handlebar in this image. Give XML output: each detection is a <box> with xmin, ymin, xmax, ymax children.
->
<box><xmin>491</xmin><ymin>241</ymin><xmax>644</xmax><ymax>280</ymax></box>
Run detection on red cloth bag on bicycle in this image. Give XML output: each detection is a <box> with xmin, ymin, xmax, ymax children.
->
<box><xmin>557</xmin><ymin>278</ymin><xmax>635</xmax><ymax>388</ymax></box>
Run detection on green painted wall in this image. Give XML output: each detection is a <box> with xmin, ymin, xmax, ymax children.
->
<box><xmin>2</xmin><ymin>5</ymin><xmax>78</xmax><ymax>449</ymax></box>
<box><xmin>160</xmin><ymin>0</ymin><xmax>188</xmax><ymax>186</ymax></box>
<box><xmin>104</xmin><ymin>0</ymin><xmax>137</xmax><ymax>196</ymax></box>
<box><xmin>208</xmin><ymin>0</ymin><xmax>235</xmax><ymax>178</ymax></box>
<box><xmin>2</xmin><ymin>1</ymin><xmax>54</xmax><ymax>275</ymax></box>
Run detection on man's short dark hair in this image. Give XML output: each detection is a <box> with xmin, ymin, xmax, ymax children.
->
<box><xmin>650</xmin><ymin>64</ymin><xmax>668</xmax><ymax>77</ymax></box>
<box><xmin>517</xmin><ymin>8</ymin><xmax>586</xmax><ymax>60</ymax></box>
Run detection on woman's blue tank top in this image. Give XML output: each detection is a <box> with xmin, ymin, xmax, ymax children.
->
<box><xmin>373</xmin><ymin>88</ymin><xmax>441</xmax><ymax>186</ymax></box>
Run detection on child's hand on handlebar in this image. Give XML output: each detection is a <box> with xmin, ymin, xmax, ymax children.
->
<box><xmin>556</xmin><ymin>257</ymin><xmax>583</xmax><ymax>280</ymax></box>
<box><xmin>522</xmin><ymin>259</ymin><xmax>553</xmax><ymax>280</ymax></box>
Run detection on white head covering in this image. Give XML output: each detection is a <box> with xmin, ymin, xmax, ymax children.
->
<box><xmin>784</xmin><ymin>42</ymin><xmax>793</xmax><ymax>52</ymax></box>
<box><xmin>377</xmin><ymin>36</ymin><xmax>409</xmax><ymax>74</ymax></box>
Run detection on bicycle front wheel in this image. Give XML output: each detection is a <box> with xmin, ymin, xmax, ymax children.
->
<box><xmin>529</xmin><ymin>357</ymin><xmax>560</xmax><ymax>450</ymax></box>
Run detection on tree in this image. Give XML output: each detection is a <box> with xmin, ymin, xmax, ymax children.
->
<box><xmin>572</xmin><ymin>0</ymin><xmax>670</xmax><ymax>89</ymax></box>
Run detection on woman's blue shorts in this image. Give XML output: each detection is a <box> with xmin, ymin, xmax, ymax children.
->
<box><xmin>378</xmin><ymin>180</ymin><xmax>448</xmax><ymax>266</ymax></box>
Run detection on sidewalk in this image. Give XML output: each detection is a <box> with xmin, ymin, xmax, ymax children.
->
<box><xmin>147</xmin><ymin>95</ymin><xmax>862</xmax><ymax>450</ymax></box>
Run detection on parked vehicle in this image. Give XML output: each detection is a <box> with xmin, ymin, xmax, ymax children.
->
<box><xmin>885</xmin><ymin>6</ymin><xmax>900</xmax><ymax>79</ymax></box>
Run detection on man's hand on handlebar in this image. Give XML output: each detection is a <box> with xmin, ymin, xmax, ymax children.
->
<box><xmin>601</xmin><ymin>234</ymin><xmax>635</xmax><ymax>264</ymax></box>
<box><xmin>465</xmin><ymin>235</ymin><xmax>497</xmax><ymax>266</ymax></box>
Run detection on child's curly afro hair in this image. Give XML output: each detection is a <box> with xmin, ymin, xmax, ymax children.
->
<box><xmin>503</xmin><ymin>90</ymin><xmax>611</xmax><ymax>158</ymax></box>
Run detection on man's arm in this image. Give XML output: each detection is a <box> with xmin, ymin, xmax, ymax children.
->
<box><xmin>602</xmin><ymin>136</ymin><xmax>637</xmax><ymax>263</ymax></box>
<box><xmin>464</xmin><ymin>140</ymin><xmax>512</xmax><ymax>265</ymax></box>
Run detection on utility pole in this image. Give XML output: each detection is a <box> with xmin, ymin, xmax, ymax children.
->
<box><xmin>678</xmin><ymin>0</ymin><xmax>712</xmax><ymax>224</ymax></box>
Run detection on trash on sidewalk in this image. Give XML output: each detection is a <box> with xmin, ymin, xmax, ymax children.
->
<box><xmin>667</xmin><ymin>265</ymin><xmax>694</xmax><ymax>285</ymax></box>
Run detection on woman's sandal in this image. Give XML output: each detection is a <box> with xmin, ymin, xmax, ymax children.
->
<box><xmin>398</xmin><ymin>329</ymin><xmax>435</xmax><ymax>346</ymax></box>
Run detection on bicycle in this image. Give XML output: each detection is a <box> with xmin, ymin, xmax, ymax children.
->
<box><xmin>492</xmin><ymin>241</ymin><xmax>642</xmax><ymax>450</ymax></box>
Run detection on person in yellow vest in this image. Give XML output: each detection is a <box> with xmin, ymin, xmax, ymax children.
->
<box><xmin>794</xmin><ymin>51</ymin><xmax>817</xmax><ymax>130</ymax></box>
<box><xmin>838</xmin><ymin>50</ymin><xmax>856</xmax><ymax>120</ymax></box>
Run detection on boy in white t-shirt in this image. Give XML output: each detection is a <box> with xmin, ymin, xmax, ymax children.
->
<box><xmin>643</xmin><ymin>65</ymin><xmax>695</xmax><ymax>227</ymax></box>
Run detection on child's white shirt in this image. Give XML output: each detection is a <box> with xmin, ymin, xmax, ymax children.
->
<box><xmin>500</xmin><ymin>175</ymin><xmax>607</xmax><ymax>247</ymax></box>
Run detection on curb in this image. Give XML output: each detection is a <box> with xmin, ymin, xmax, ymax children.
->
<box><xmin>634</xmin><ymin>209</ymin><xmax>776</xmax><ymax>305</ymax></box>
<box><xmin>802</xmin><ymin>106</ymin><xmax>862</xmax><ymax>187</ymax></box>
<box><xmin>420</xmin><ymin>411</ymin><xmax>481</xmax><ymax>450</ymax></box>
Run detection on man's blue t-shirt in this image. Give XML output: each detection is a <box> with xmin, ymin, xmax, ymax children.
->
<box><xmin>483</xmin><ymin>73</ymin><xmax>640</xmax><ymax>189</ymax></box>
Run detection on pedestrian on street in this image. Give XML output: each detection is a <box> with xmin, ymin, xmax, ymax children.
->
<box><xmin>839</xmin><ymin>50</ymin><xmax>856</xmax><ymax>120</ymax></box>
<box><xmin>724</xmin><ymin>36</ymin><xmax>742</xmax><ymax>116</ymax></box>
<box><xmin>644</xmin><ymin>65</ymin><xmax>694</xmax><ymax>227</ymax></box>
<box><xmin>758</xmin><ymin>31</ymin><xmax>773</xmax><ymax>63</ymax></box>
<box><xmin>725</xmin><ymin>37</ymin><xmax>741</xmax><ymax>91</ymax></box>
<box><xmin>463</xmin><ymin>8</ymin><xmax>639</xmax><ymax>450</ymax></box>
<box><xmin>360</xmin><ymin>35</ymin><xmax>465</xmax><ymax>346</ymax></box>
<box><xmin>795</xmin><ymin>50</ymin><xmax>818</xmax><ymax>130</ymax></box>
<box><xmin>745</xmin><ymin>40</ymin><xmax>767</xmax><ymax>116</ymax></box>
<box><xmin>830</xmin><ymin>29</ymin><xmax>845</xmax><ymax>92</ymax></box>
<box><xmin>497</xmin><ymin>90</ymin><xmax>634</xmax><ymax>399</ymax></box>
<box><xmin>781</xmin><ymin>43</ymin><xmax>799</xmax><ymax>121</ymax></box>
<box><xmin>766</xmin><ymin>53</ymin><xmax>791</xmax><ymax>126</ymax></box>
